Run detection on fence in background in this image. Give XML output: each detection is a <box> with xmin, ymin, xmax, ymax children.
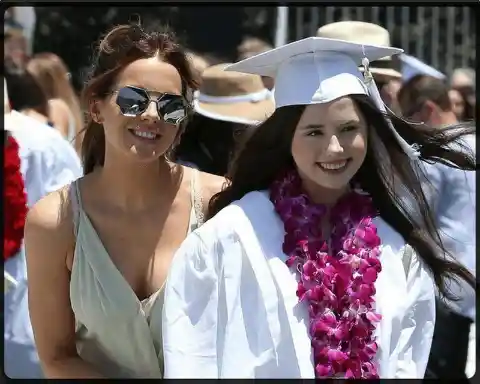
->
<box><xmin>289</xmin><ymin>6</ymin><xmax>475</xmax><ymax>77</ymax></box>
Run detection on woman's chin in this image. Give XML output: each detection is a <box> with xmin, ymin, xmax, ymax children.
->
<box><xmin>126</xmin><ymin>146</ymin><xmax>167</xmax><ymax>162</ymax></box>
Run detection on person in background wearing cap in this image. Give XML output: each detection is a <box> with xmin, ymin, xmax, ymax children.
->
<box><xmin>397</xmin><ymin>74</ymin><xmax>476</xmax><ymax>380</ymax></box>
<box><xmin>4</xmin><ymin>77</ymin><xmax>83</xmax><ymax>378</ymax></box>
<box><xmin>400</xmin><ymin>53</ymin><xmax>447</xmax><ymax>84</ymax></box>
<box><xmin>400</xmin><ymin>56</ymin><xmax>477</xmax><ymax>123</ymax></box>
<box><xmin>398</xmin><ymin>74</ymin><xmax>462</xmax><ymax>128</ymax></box>
<box><xmin>317</xmin><ymin>21</ymin><xmax>403</xmax><ymax>114</ymax></box>
<box><xmin>162</xmin><ymin>36</ymin><xmax>475</xmax><ymax>379</ymax></box>
<box><xmin>175</xmin><ymin>63</ymin><xmax>274</xmax><ymax>176</ymax></box>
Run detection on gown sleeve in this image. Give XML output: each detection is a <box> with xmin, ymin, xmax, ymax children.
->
<box><xmin>394</xmin><ymin>250</ymin><xmax>436</xmax><ymax>378</ymax></box>
<box><xmin>162</xmin><ymin>232</ymin><xmax>221</xmax><ymax>378</ymax></box>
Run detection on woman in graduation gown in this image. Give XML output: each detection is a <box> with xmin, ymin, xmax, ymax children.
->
<box><xmin>161</xmin><ymin>37</ymin><xmax>476</xmax><ymax>379</ymax></box>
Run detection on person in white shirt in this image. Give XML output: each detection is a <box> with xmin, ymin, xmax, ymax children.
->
<box><xmin>5</xmin><ymin>110</ymin><xmax>83</xmax><ymax>207</ymax></box>
<box><xmin>4</xmin><ymin>77</ymin><xmax>83</xmax><ymax>379</ymax></box>
<box><xmin>397</xmin><ymin>74</ymin><xmax>476</xmax><ymax>379</ymax></box>
<box><xmin>162</xmin><ymin>37</ymin><xmax>476</xmax><ymax>379</ymax></box>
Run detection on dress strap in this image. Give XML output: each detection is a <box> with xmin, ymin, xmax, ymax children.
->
<box><xmin>190</xmin><ymin>169</ymin><xmax>204</xmax><ymax>226</ymax></box>
<box><xmin>69</xmin><ymin>180</ymin><xmax>82</xmax><ymax>237</ymax></box>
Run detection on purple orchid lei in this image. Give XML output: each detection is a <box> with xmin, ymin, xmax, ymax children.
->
<box><xmin>269</xmin><ymin>169</ymin><xmax>383</xmax><ymax>379</ymax></box>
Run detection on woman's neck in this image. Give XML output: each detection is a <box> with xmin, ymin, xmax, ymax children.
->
<box><xmin>94</xmin><ymin>154</ymin><xmax>182</xmax><ymax>212</ymax></box>
<box><xmin>301</xmin><ymin>177</ymin><xmax>349</xmax><ymax>207</ymax></box>
<box><xmin>20</xmin><ymin>109</ymin><xmax>49</xmax><ymax>125</ymax></box>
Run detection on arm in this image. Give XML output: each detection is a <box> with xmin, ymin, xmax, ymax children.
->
<box><xmin>25</xmin><ymin>189</ymin><xmax>103</xmax><ymax>378</ymax></box>
<box><xmin>394</xmin><ymin>251</ymin><xmax>436</xmax><ymax>378</ymax></box>
<box><xmin>162</xmin><ymin>232</ymin><xmax>221</xmax><ymax>378</ymax></box>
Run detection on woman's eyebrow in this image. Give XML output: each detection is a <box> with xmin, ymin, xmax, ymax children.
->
<box><xmin>301</xmin><ymin>120</ymin><xmax>359</xmax><ymax>130</ymax></box>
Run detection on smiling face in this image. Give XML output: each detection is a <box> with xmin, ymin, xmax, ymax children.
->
<box><xmin>93</xmin><ymin>56</ymin><xmax>185</xmax><ymax>163</ymax></box>
<box><xmin>291</xmin><ymin>97</ymin><xmax>368</xmax><ymax>197</ymax></box>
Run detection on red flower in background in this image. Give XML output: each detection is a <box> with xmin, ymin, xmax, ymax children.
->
<box><xmin>4</xmin><ymin>134</ymin><xmax>28</xmax><ymax>261</ymax></box>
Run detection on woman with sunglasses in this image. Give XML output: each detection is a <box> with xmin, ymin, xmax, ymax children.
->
<box><xmin>24</xmin><ymin>23</ymin><xmax>224</xmax><ymax>378</ymax></box>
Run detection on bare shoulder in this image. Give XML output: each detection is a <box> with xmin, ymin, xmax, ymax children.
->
<box><xmin>24</xmin><ymin>181</ymin><xmax>85</xmax><ymax>371</ymax></box>
<box><xmin>198</xmin><ymin>170</ymin><xmax>228</xmax><ymax>200</ymax></box>
<box><xmin>25</xmin><ymin>183</ymin><xmax>74</xmax><ymax>242</ymax></box>
<box><xmin>49</xmin><ymin>98</ymin><xmax>71</xmax><ymax>114</ymax></box>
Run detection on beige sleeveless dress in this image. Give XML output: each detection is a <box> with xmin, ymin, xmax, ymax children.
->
<box><xmin>68</xmin><ymin>170</ymin><xmax>204</xmax><ymax>378</ymax></box>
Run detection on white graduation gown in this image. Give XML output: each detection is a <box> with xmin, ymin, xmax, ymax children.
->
<box><xmin>162</xmin><ymin>191</ymin><xmax>436</xmax><ymax>379</ymax></box>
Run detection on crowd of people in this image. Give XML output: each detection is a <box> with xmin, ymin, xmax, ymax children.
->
<box><xmin>3</xmin><ymin>14</ymin><xmax>476</xmax><ymax>380</ymax></box>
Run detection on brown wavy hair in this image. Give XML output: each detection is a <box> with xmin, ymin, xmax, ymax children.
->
<box><xmin>208</xmin><ymin>95</ymin><xmax>477</xmax><ymax>300</ymax></box>
<box><xmin>80</xmin><ymin>22</ymin><xmax>200</xmax><ymax>174</ymax></box>
<box><xmin>27</xmin><ymin>52</ymin><xmax>84</xmax><ymax>151</ymax></box>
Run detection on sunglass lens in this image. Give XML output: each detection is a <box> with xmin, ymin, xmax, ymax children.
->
<box><xmin>116</xmin><ymin>87</ymin><xmax>149</xmax><ymax>116</ymax></box>
<box><xmin>157</xmin><ymin>95</ymin><xmax>186</xmax><ymax>125</ymax></box>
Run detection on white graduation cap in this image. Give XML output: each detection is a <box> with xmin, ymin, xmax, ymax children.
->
<box><xmin>226</xmin><ymin>37</ymin><xmax>420</xmax><ymax>159</ymax></box>
<box><xmin>399</xmin><ymin>53</ymin><xmax>446</xmax><ymax>82</ymax></box>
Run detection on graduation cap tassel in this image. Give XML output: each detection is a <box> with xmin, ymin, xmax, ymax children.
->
<box><xmin>361</xmin><ymin>57</ymin><xmax>421</xmax><ymax>160</ymax></box>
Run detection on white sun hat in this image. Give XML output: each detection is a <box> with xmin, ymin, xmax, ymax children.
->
<box><xmin>193</xmin><ymin>63</ymin><xmax>275</xmax><ymax>126</ymax></box>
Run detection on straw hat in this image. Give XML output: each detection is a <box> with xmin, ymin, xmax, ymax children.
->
<box><xmin>193</xmin><ymin>63</ymin><xmax>275</xmax><ymax>125</ymax></box>
<box><xmin>316</xmin><ymin>21</ymin><xmax>402</xmax><ymax>81</ymax></box>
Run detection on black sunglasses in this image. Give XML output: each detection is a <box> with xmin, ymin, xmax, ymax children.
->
<box><xmin>115</xmin><ymin>85</ymin><xmax>189</xmax><ymax>126</ymax></box>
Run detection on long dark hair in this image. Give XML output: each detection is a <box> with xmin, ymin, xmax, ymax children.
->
<box><xmin>208</xmin><ymin>94</ymin><xmax>476</xmax><ymax>300</ymax></box>
<box><xmin>174</xmin><ymin>113</ymin><xmax>255</xmax><ymax>176</ymax></box>
<box><xmin>80</xmin><ymin>22</ymin><xmax>200</xmax><ymax>174</ymax></box>
<box><xmin>4</xmin><ymin>70</ymin><xmax>50</xmax><ymax>117</ymax></box>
